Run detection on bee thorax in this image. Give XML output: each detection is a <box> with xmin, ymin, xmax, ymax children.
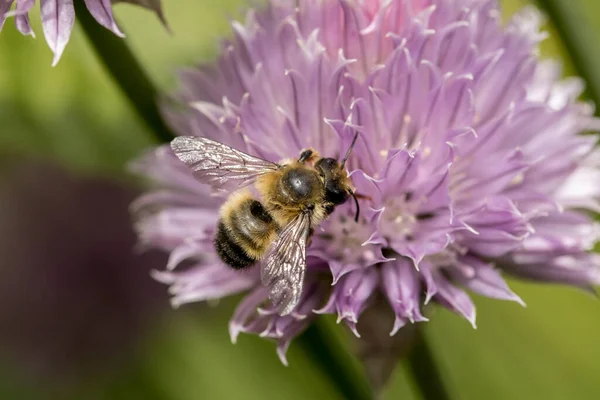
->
<box><xmin>280</xmin><ymin>168</ymin><xmax>321</xmax><ymax>202</ymax></box>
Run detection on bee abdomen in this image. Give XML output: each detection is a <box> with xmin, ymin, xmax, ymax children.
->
<box><xmin>215</xmin><ymin>199</ymin><xmax>277</xmax><ymax>270</ymax></box>
<box><xmin>214</xmin><ymin>222</ymin><xmax>257</xmax><ymax>269</ymax></box>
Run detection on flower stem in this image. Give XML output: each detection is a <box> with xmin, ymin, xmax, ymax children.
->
<box><xmin>405</xmin><ymin>329</ymin><xmax>452</xmax><ymax>400</ymax></box>
<box><xmin>74</xmin><ymin>2</ymin><xmax>175</xmax><ymax>143</ymax></box>
<box><xmin>535</xmin><ymin>0</ymin><xmax>600</xmax><ymax>109</ymax></box>
<box><xmin>299</xmin><ymin>319</ymin><xmax>372</xmax><ymax>400</ymax></box>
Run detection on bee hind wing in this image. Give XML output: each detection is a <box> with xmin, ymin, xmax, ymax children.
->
<box><xmin>261</xmin><ymin>212</ymin><xmax>311</xmax><ymax>315</ymax></box>
<box><xmin>171</xmin><ymin>136</ymin><xmax>280</xmax><ymax>192</ymax></box>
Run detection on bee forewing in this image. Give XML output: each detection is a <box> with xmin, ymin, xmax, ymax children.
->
<box><xmin>171</xmin><ymin>136</ymin><xmax>280</xmax><ymax>192</ymax></box>
<box><xmin>261</xmin><ymin>212</ymin><xmax>311</xmax><ymax>315</ymax></box>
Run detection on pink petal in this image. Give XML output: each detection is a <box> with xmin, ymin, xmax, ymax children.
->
<box><xmin>0</xmin><ymin>1</ymin><xmax>15</xmax><ymax>32</ymax></box>
<box><xmin>40</xmin><ymin>0</ymin><xmax>75</xmax><ymax>66</ymax></box>
<box><xmin>84</xmin><ymin>0</ymin><xmax>124</xmax><ymax>37</ymax></box>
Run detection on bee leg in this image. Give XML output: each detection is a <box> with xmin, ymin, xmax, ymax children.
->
<box><xmin>306</xmin><ymin>227</ymin><xmax>315</xmax><ymax>247</ymax></box>
<box><xmin>298</xmin><ymin>148</ymin><xmax>320</xmax><ymax>164</ymax></box>
<box><xmin>298</xmin><ymin>149</ymin><xmax>314</xmax><ymax>163</ymax></box>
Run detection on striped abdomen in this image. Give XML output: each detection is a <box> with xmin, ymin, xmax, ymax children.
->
<box><xmin>214</xmin><ymin>194</ymin><xmax>278</xmax><ymax>269</ymax></box>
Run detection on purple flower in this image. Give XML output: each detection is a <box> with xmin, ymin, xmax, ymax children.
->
<box><xmin>0</xmin><ymin>0</ymin><xmax>166</xmax><ymax>65</ymax></box>
<box><xmin>132</xmin><ymin>0</ymin><xmax>600</xmax><ymax>363</ymax></box>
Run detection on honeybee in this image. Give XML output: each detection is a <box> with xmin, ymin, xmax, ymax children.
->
<box><xmin>170</xmin><ymin>133</ymin><xmax>360</xmax><ymax>315</ymax></box>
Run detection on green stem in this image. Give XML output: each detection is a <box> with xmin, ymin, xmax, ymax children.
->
<box><xmin>299</xmin><ymin>319</ymin><xmax>372</xmax><ymax>400</ymax></box>
<box><xmin>535</xmin><ymin>0</ymin><xmax>600</xmax><ymax>109</ymax></box>
<box><xmin>405</xmin><ymin>330</ymin><xmax>452</xmax><ymax>400</ymax></box>
<box><xmin>74</xmin><ymin>2</ymin><xmax>175</xmax><ymax>143</ymax></box>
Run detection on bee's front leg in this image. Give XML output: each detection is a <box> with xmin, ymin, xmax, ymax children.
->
<box><xmin>298</xmin><ymin>148</ymin><xmax>319</xmax><ymax>164</ymax></box>
<box><xmin>306</xmin><ymin>227</ymin><xmax>315</xmax><ymax>247</ymax></box>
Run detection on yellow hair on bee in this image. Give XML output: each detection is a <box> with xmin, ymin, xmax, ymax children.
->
<box><xmin>216</xmin><ymin>189</ymin><xmax>278</xmax><ymax>263</ymax></box>
<box><xmin>255</xmin><ymin>162</ymin><xmax>328</xmax><ymax>228</ymax></box>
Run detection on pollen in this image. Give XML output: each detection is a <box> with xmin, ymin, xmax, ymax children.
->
<box><xmin>380</xmin><ymin>195</ymin><xmax>420</xmax><ymax>242</ymax></box>
<box><xmin>510</xmin><ymin>172</ymin><xmax>524</xmax><ymax>186</ymax></box>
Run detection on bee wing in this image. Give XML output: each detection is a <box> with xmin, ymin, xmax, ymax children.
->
<box><xmin>171</xmin><ymin>136</ymin><xmax>280</xmax><ymax>192</ymax></box>
<box><xmin>261</xmin><ymin>212</ymin><xmax>311</xmax><ymax>315</ymax></box>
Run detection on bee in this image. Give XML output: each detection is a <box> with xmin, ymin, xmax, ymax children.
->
<box><xmin>170</xmin><ymin>133</ymin><xmax>360</xmax><ymax>315</ymax></box>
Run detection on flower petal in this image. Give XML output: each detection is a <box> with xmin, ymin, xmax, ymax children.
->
<box><xmin>0</xmin><ymin>1</ymin><xmax>15</xmax><ymax>32</ymax></box>
<box><xmin>84</xmin><ymin>0</ymin><xmax>124</xmax><ymax>37</ymax></box>
<box><xmin>40</xmin><ymin>0</ymin><xmax>75</xmax><ymax>66</ymax></box>
<box><xmin>433</xmin><ymin>271</ymin><xmax>477</xmax><ymax>328</ymax></box>
<box><xmin>113</xmin><ymin>0</ymin><xmax>168</xmax><ymax>27</ymax></box>
<box><xmin>381</xmin><ymin>258</ymin><xmax>428</xmax><ymax>335</ymax></box>
<box><xmin>452</xmin><ymin>255</ymin><xmax>525</xmax><ymax>306</ymax></box>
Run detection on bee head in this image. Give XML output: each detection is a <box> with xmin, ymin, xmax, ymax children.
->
<box><xmin>315</xmin><ymin>158</ymin><xmax>349</xmax><ymax>205</ymax></box>
<box><xmin>315</xmin><ymin>131</ymin><xmax>361</xmax><ymax>221</ymax></box>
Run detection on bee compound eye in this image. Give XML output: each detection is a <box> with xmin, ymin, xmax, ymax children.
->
<box><xmin>324</xmin><ymin>158</ymin><xmax>337</xmax><ymax>167</ymax></box>
<box><xmin>325</xmin><ymin>182</ymin><xmax>348</xmax><ymax>205</ymax></box>
<box><xmin>316</xmin><ymin>157</ymin><xmax>338</xmax><ymax>174</ymax></box>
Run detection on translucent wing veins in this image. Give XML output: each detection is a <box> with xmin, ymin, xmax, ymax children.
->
<box><xmin>171</xmin><ymin>136</ymin><xmax>280</xmax><ymax>192</ymax></box>
<box><xmin>262</xmin><ymin>212</ymin><xmax>311</xmax><ymax>315</ymax></box>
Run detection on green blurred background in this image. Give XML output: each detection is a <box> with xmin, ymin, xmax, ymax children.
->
<box><xmin>0</xmin><ymin>1</ymin><xmax>599</xmax><ymax>399</ymax></box>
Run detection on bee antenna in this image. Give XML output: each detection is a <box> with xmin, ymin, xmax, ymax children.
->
<box><xmin>351</xmin><ymin>191</ymin><xmax>360</xmax><ymax>222</ymax></box>
<box><xmin>340</xmin><ymin>131</ymin><xmax>359</xmax><ymax>169</ymax></box>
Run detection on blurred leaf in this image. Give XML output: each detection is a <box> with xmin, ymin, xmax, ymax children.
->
<box><xmin>428</xmin><ymin>280</ymin><xmax>600</xmax><ymax>399</ymax></box>
<box><xmin>299</xmin><ymin>318</ymin><xmax>373</xmax><ymax>400</ymax></box>
<box><xmin>0</xmin><ymin>14</ymin><xmax>154</xmax><ymax>174</ymax></box>
<box><xmin>535</xmin><ymin>0</ymin><xmax>600</xmax><ymax>107</ymax></box>
<box><xmin>114</xmin><ymin>0</ymin><xmax>168</xmax><ymax>28</ymax></box>
<box><xmin>75</xmin><ymin>0</ymin><xmax>175</xmax><ymax>143</ymax></box>
<box><xmin>115</xmin><ymin>0</ymin><xmax>248</xmax><ymax>88</ymax></box>
<box><xmin>405</xmin><ymin>329</ymin><xmax>452</xmax><ymax>400</ymax></box>
<box><xmin>139</xmin><ymin>303</ymin><xmax>343</xmax><ymax>400</ymax></box>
